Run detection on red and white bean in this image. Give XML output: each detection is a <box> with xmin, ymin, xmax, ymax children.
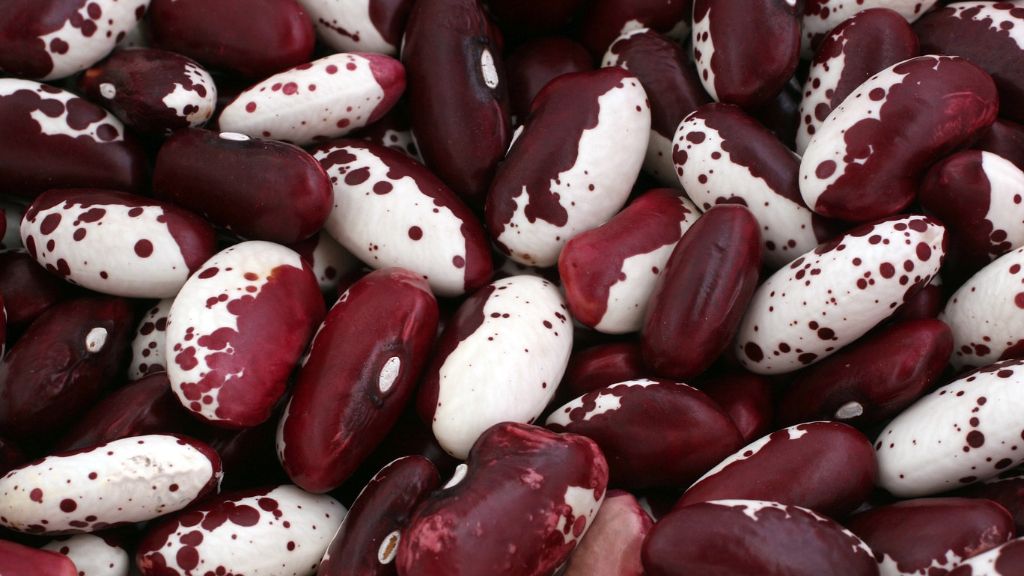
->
<box><xmin>295</xmin><ymin>0</ymin><xmax>411</xmax><ymax>55</ymax></box>
<box><xmin>802</xmin><ymin>0</ymin><xmax>937</xmax><ymax>57</ymax></box>
<box><xmin>43</xmin><ymin>534</ymin><xmax>131</xmax><ymax>576</ymax></box>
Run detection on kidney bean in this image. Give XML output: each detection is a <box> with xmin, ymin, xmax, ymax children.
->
<box><xmin>79</xmin><ymin>48</ymin><xmax>216</xmax><ymax>135</ymax></box>
<box><xmin>489</xmin><ymin>0</ymin><xmax>585</xmax><ymax>38</ymax></box>
<box><xmin>486</xmin><ymin>68</ymin><xmax>650</xmax><ymax>267</ymax></box>
<box><xmin>673</xmin><ymin>103</ymin><xmax>829</xmax><ymax>268</ymax></box>
<box><xmin>318</xmin><ymin>456</ymin><xmax>439</xmax><ymax>576</ymax></box>
<box><xmin>562</xmin><ymin>490</ymin><xmax>651</xmax><ymax>576</ymax></box>
<box><xmin>0</xmin><ymin>250</ymin><xmax>70</xmax><ymax>333</ymax></box>
<box><xmin>877</xmin><ymin>358</ymin><xmax>1024</xmax><ymax>497</ymax></box>
<box><xmin>0</xmin><ymin>79</ymin><xmax>147</xmax><ymax>197</ymax></box>
<box><xmin>0</xmin><ymin>297</ymin><xmax>133</xmax><ymax>441</ymax></box>
<box><xmin>286</xmin><ymin>231</ymin><xmax>359</xmax><ymax>295</ymax></box>
<box><xmin>847</xmin><ymin>497</ymin><xmax>1014</xmax><ymax>575</ymax></box>
<box><xmin>560</xmin><ymin>342</ymin><xmax>647</xmax><ymax>401</ymax></box>
<box><xmin>778</xmin><ymin>319</ymin><xmax>953</xmax><ymax>427</ymax></box>
<box><xmin>507</xmin><ymin>37</ymin><xmax>594</xmax><ymax>123</ymax></box>
<box><xmin>0</xmin><ymin>0</ymin><xmax>149</xmax><ymax>80</ymax></box>
<box><xmin>942</xmin><ymin>246</ymin><xmax>1024</xmax><ymax>370</ymax></box>
<box><xmin>642</xmin><ymin>205</ymin><xmax>761</xmax><ymax>379</ymax></box>
<box><xmin>278</xmin><ymin>269</ymin><xmax>438</xmax><ymax>493</ymax></box>
<box><xmin>0</xmin><ymin>539</ymin><xmax>78</xmax><ymax>576</ymax></box>
<box><xmin>692</xmin><ymin>0</ymin><xmax>801</xmax><ymax>109</ymax></box>
<box><xmin>699</xmin><ymin>371</ymin><xmax>774</xmax><ymax>442</ymax></box>
<box><xmin>579</xmin><ymin>0</ymin><xmax>691</xmax><ymax>56</ymax></box>
<box><xmin>560</xmin><ymin>188</ymin><xmax>700</xmax><ymax>334</ymax></box>
<box><xmin>921</xmin><ymin>151</ymin><xmax>1024</xmax><ymax>281</ymax></box>
<box><xmin>154</xmin><ymin>129</ymin><xmax>332</xmax><ymax>244</ymax></box>
<box><xmin>977</xmin><ymin>119</ymin><xmax>1024</xmax><ymax>172</ymax></box>
<box><xmin>796</xmin><ymin>8</ymin><xmax>920</xmax><ymax>154</ymax></box>
<box><xmin>353</xmin><ymin>100</ymin><xmax>422</xmax><ymax>162</ymax></box>
<box><xmin>21</xmin><ymin>189</ymin><xmax>217</xmax><ymax>298</ymax></box>
<box><xmin>547</xmin><ymin>379</ymin><xmax>743</xmax><ymax>488</ymax></box>
<box><xmin>751</xmin><ymin>78</ymin><xmax>802</xmax><ymax>151</ymax></box>
<box><xmin>43</xmin><ymin>533</ymin><xmax>130</xmax><ymax>576</ymax></box>
<box><xmin>128</xmin><ymin>298</ymin><xmax>170</xmax><ymax>379</ymax></box>
<box><xmin>676</xmin><ymin>422</ymin><xmax>877</xmax><ymax>517</ymax></box>
<box><xmin>205</xmin><ymin>417</ymin><xmax>289</xmax><ymax>490</ymax></box>
<box><xmin>149</xmin><ymin>0</ymin><xmax>313</xmax><ymax>78</ymax></box>
<box><xmin>802</xmin><ymin>0</ymin><xmax>936</xmax><ymax>57</ymax></box>
<box><xmin>603</xmin><ymin>28</ymin><xmax>710</xmax><ymax>185</ymax></box>
<box><xmin>402</xmin><ymin>0</ymin><xmax>511</xmax><ymax>205</ymax></box>
<box><xmin>916</xmin><ymin>2</ymin><xmax>1024</xmax><ymax>123</ymax></box>
<box><xmin>892</xmin><ymin>279</ymin><xmax>946</xmax><ymax>322</ymax></box>
<box><xmin>961</xmin><ymin>469</ymin><xmax>1024</xmax><ymax>535</ymax></box>
<box><xmin>947</xmin><ymin>537</ymin><xmax>1024</xmax><ymax>575</ymax></box>
<box><xmin>166</xmin><ymin>241</ymin><xmax>324</xmax><ymax>428</ymax></box>
<box><xmin>295</xmin><ymin>0</ymin><xmax>412</xmax><ymax>55</ymax></box>
<box><xmin>219</xmin><ymin>53</ymin><xmax>405</xmax><ymax>146</ymax></box>
<box><xmin>644</xmin><ymin>499</ymin><xmax>879</xmax><ymax>576</ymax></box>
<box><xmin>800</xmin><ymin>55</ymin><xmax>999</xmax><ymax>222</ymax></box>
<box><xmin>397</xmin><ymin>422</ymin><xmax>608</xmax><ymax>576</ymax></box>
<box><xmin>737</xmin><ymin>215</ymin><xmax>947</xmax><ymax>374</ymax></box>
<box><xmin>136</xmin><ymin>484</ymin><xmax>344</xmax><ymax>576</ymax></box>
<box><xmin>313</xmin><ymin>139</ymin><xmax>493</xmax><ymax>297</ymax></box>
<box><xmin>0</xmin><ymin>434</ymin><xmax>221</xmax><ymax>534</ymax></box>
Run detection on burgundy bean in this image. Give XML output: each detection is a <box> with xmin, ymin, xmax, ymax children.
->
<box><xmin>218</xmin><ymin>53</ymin><xmax>406</xmax><ymax>146</ymax></box>
<box><xmin>977</xmin><ymin>119</ymin><xmax>1024</xmax><ymax>172</ymax></box>
<box><xmin>643</xmin><ymin>500</ymin><xmax>879</xmax><ymax>576</ymax></box>
<box><xmin>920</xmin><ymin>151</ymin><xmax>1024</xmax><ymax>281</ymax></box>
<box><xmin>353</xmin><ymin>100</ymin><xmax>422</xmax><ymax>162</ymax></box>
<box><xmin>0</xmin><ymin>250</ymin><xmax>70</xmax><ymax>333</ymax></box>
<box><xmin>547</xmin><ymin>379</ymin><xmax>743</xmax><ymax>488</ymax></box>
<box><xmin>800</xmin><ymin>55</ymin><xmax>999</xmax><ymax>222</ymax></box>
<box><xmin>296</xmin><ymin>0</ymin><xmax>413</xmax><ymax>54</ymax></box>
<box><xmin>43</xmin><ymin>533</ymin><xmax>130</xmax><ymax>576</ymax></box>
<box><xmin>916</xmin><ymin>2</ymin><xmax>1024</xmax><ymax>123</ymax></box>
<box><xmin>149</xmin><ymin>0</ymin><xmax>313</xmax><ymax>78</ymax></box>
<box><xmin>507</xmin><ymin>37</ymin><xmax>594</xmax><ymax>122</ymax></box>
<box><xmin>796</xmin><ymin>8</ymin><xmax>920</xmax><ymax>154</ymax></box>
<box><xmin>128</xmin><ymin>298</ymin><xmax>171</xmax><ymax>379</ymax></box>
<box><xmin>961</xmin><ymin>469</ymin><xmax>1024</xmax><ymax>535</ymax></box>
<box><xmin>603</xmin><ymin>28</ymin><xmax>710</xmax><ymax>185</ymax></box>
<box><xmin>205</xmin><ymin>417</ymin><xmax>288</xmax><ymax>490</ymax></box>
<box><xmin>876</xmin><ymin>358</ymin><xmax>1024</xmax><ymax>497</ymax></box>
<box><xmin>675</xmin><ymin>421</ymin><xmax>878</xmax><ymax>518</ymax></box>
<box><xmin>560</xmin><ymin>342</ymin><xmax>647</xmax><ymax>401</ymax></box>
<box><xmin>402</xmin><ymin>0</ymin><xmax>511</xmax><ymax>205</ymax></box>
<box><xmin>751</xmin><ymin>78</ymin><xmax>802</xmax><ymax>151</ymax></box>
<box><xmin>54</xmin><ymin>372</ymin><xmax>200</xmax><ymax>452</ymax></box>
<box><xmin>673</xmin><ymin>103</ymin><xmax>829</xmax><ymax>267</ymax></box>
<box><xmin>0</xmin><ymin>434</ymin><xmax>221</xmax><ymax>534</ymax></box>
<box><xmin>286</xmin><ymin>231</ymin><xmax>359</xmax><ymax>294</ymax></box>
<box><xmin>847</xmin><ymin>498</ymin><xmax>1014</xmax><ymax>575</ymax></box>
<box><xmin>0</xmin><ymin>0</ymin><xmax>150</xmax><ymax>80</ymax></box>
<box><xmin>486</xmin><ymin>67</ymin><xmax>650</xmax><ymax>267</ymax></box>
<box><xmin>0</xmin><ymin>539</ymin><xmax>77</xmax><ymax>576</ymax></box>
<box><xmin>692</xmin><ymin>0</ymin><xmax>801</xmax><ymax>109</ymax></box>
<box><xmin>579</xmin><ymin>0</ymin><xmax>691</xmax><ymax>56</ymax></box>
<box><xmin>892</xmin><ymin>280</ymin><xmax>946</xmax><ymax>322</ymax></box>
<box><xmin>0</xmin><ymin>297</ymin><xmax>133</xmax><ymax>441</ymax></box>
<box><xmin>79</xmin><ymin>48</ymin><xmax>216</xmax><ymax>135</ymax></box>
<box><xmin>21</xmin><ymin>189</ymin><xmax>217</xmax><ymax>298</ymax></box>
<box><xmin>166</xmin><ymin>241</ymin><xmax>325</xmax><ymax>428</ymax></box>
<box><xmin>136</xmin><ymin>485</ymin><xmax>344</xmax><ymax>576</ymax></box>
<box><xmin>562</xmin><ymin>490</ymin><xmax>651</xmax><ymax>576</ymax></box>
<box><xmin>278</xmin><ymin>268</ymin><xmax>439</xmax><ymax>493</ymax></box>
<box><xmin>154</xmin><ymin>129</ymin><xmax>332</xmax><ymax>244</ymax></box>
<box><xmin>488</xmin><ymin>0</ymin><xmax>586</xmax><ymax>38</ymax></box>
<box><xmin>802</xmin><ymin>0</ymin><xmax>936</xmax><ymax>57</ymax></box>
<box><xmin>0</xmin><ymin>79</ymin><xmax>146</xmax><ymax>198</ymax></box>
<box><xmin>318</xmin><ymin>456</ymin><xmax>440</xmax><ymax>576</ymax></box>
<box><xmin>560</xmin><ymin>188</ymin><xmax>700</xmax><ymax>334</ymax></box>
<box><xmin>0</xmin><ymin>436</ymin><xmax>26</xmax><ymax>477</ymax></box>
<box><xmin>396</xmin><ymin>422</ymin><xmax>608</xmax><ymax>576</ymax></box>
<box><xmin>777</xmin><ymin>319</ymin><xmax>954</xmax><ymax>427</ymax></box>
<box><xmin>641</xmin><ymin>204</ymin><xmax>762</xmax><ymax>380</ymax></box>
<box><xmin>313</xmin><ymin>139</ymin><xmax>493</xmax><ymax>297</ymax></box>
<box><xmin>699</xmin><ymin>371</ymin><xmax>774</xmax><ymax>442</ymax></box>
<box><xmin>948</xmin><ymin>537</ymin><xmax>1024</xmax><ymax>575</ymax></box>
<box><xmin>737</xmin><ymin>215</ymin><xmax>947</xmax><ymax>374</ymax></box>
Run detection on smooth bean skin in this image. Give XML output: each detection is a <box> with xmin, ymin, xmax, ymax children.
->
<box><xmin>0</xmin><ymin>539</ymin><xmax>78</xmax><ymax>576</ymax></box>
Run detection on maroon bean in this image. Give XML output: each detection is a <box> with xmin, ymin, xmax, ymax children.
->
<box><xmin>961</xmin><ymin>469</ymin><xmax>1024</xmax><ymax>535</ymax></box>
<box><xmin>0</xmin><ymin>251</ymin><xmax>70</xmax><ymax>333</ymax></box>
<box><xmin>204</xmin><ymin>418</ymin><xmax>288</xmax><ymax>490</ymax></box>
<box><xmin>892</xmin><ymin>281</ymin><xmax>946</xmax><ymax>322</ymax></box>
<box><xmin>154</xmin><ymin>129</ymin><xmax>332</xmax><ymax>244</ymax></box>
<box><xmin>562</xmin><ymin>490</ymin><xmax>651</xmax><ymax>576</ymax></box>
<box><xmin>643</xmin><ymin>500</ymin><xmax>879</xmax><ymax>576</ymax></box>
<box><xmin>318</xmin><ymin>456</ymin><xmax>440</xmax><ymax>576</ymax></box>
<box><xmin>402</xmin><ymin>0</ymin><xmax>511</xmax><ymax>205</ymax></box>
<box><xmin>0</xmin><ymin>539</ymin><xmax>78</xmax><ymax>576</ymax></box>
<box><xmin>751</xmin><ymin>78</ymin><xmax>802</xmax><ymax>151</ymax></box>
<box><xmin>976</xmin><ymin>118</ymin><xmax>1024</xmax><ymax>172</ymax></box>
<box><xmin>847</xmin><ymin>497</ymin><xmax>1014</xmax><ymax>574</ymax></box>
<box><xmin>547</xmin><ymin>379</ymin><xmax>743</xmax><ymax>489</ymax></box>
<box><xmin>801</xmin><ymin>0</ymin><xmax>935</xmax><ymax>56</ymax></box>
<box><xmin>396</xmin><ymin>422</ymin><xmax>608</xmax><ymax>576</ymax></box>
<box><xmin>579</xmin><ymin>0</ymin><xmax>691</xmax><ymax>56</ymax></box>
<box><xmin>0</xmin><ymin>297</ymin><xmax>133</xmax><ymax>441</ymax></box>
<box><xmin>778</xmin><ymin>319</ymin><xmax>954</xmax><ymax>427</ymax></box>
<box><xmin>0</xmin><ymin>79</ymin><xmax>147</xmax><ymax>198</ymax></box>
<box><xmin>641</xmin><ymin>204</ymin><xmax>762</xmax><ymax>380</ymax></box>
<box><xmin>149</xmin><ymin>0</ymin><xmax>315</xmax><ymax>78</ymax></box>
<box><xmin>560</xmin><ymin>342</ymin><xmax>647</xmax><ymax>401</ymax></box>
<box><xmin>699</xmin><ymin>371</ymin><xmax>774</xmax><ymax>443</ymax></box>
<box><xmin>296</xmin><ymin>0</ymin><xmax>414</xmax><ymax>54</ymax></box>
<box><xmin>353</xmin><ymin>100</ymin><xmax>421</xmax><ymax>162</ymax></box>
<box><xmin>800</xmin><ymin>55</ymin><xmax>999</xmax><ymax>222</ymax></box>
<box><xmin>506</xmin><ymin>37</ymin><xmax>594</xmax><ymax>122</ymax></box>
<box><xmin>488</xmin><ymin>0</ymin><xmax>586</xmax><ymax>38</ymax></box>
<box><xmin>278</xmin><ymin>268</ymin><xmax>439</xmax><ymax>493</ymax></box>
<box><xmin>947</xmin><ymin>537</ymin><xmax>1024</xmax><ymax>575</ymax></box>
<box><xmin>675</xmin><ymin>421</ymin><xmax>878</xmax><ymax>518</ymax></box>
<box><xmin>692</xmin><ymin>0</ymin><xmax>801</xmax><ymax>109</ymax></box>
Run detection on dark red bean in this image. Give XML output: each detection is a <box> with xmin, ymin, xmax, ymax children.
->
<box><xmin>204</xmin><ymin>418</ymin><xmax>288</xmax><ymax>490</ymax></box>
<box><xmin>976</xmin><ymin>118</ymin><xmax>1024</xmax><ymax>172</ymax></box>
<box><xmin>699</xmin><ymin>370</ymin><xmax>774</xmax><ymax>443</ymax></box>
<box><xmin>0</xmin><ymin>250</ymin><xmax>70</xmax><ymax>333</ymax></box>
<box><xmin>801</xmin><ymin>0</ymin><xmax>934</xmax><ymax>57</ymax></box>
<box><xmin>960</xmin><ymin>469</ymin><xmax>1024</xmax><ymax>535</ymax></box>
<box><xmin>149</xmin><ymin>0</ymin><xmax>315</xmax><ymax>78</ymax></box>
<box><xmin>506</xmin><ymin>37</ymin><xmax>594</xmax><ymax>122</ymax></box>
<box><xmin>641</xmin><ymin>204</ymin><xmax>762</xmax><ymax>380</ymax></box>
<box><xmin>353</xmin><ymin>100</ymin><xmax>421</xmax><ymax>161</ymax></box>
<box><xmin>0</xmin><ymin>539</ymin><xmax>78</xmax><ymax>576</ymax></box>
<box><xmin>891</xmin><ymin>282</ymin><xmax>946</xmax><ymax>322</ymax></box>
<box><xmin>560</xmin><ymin>342</ymin><xmax>648</xmax><ymax>401</ymax></box>
<box><xmin>488</xmin><ymin>0</ymin><xmax>586</xmax><ymax>38</ymax></box>
<box><xmin>579</xmin><ymin>0</ymin><xmax>691</xmax><ymax>56</ymax></box>
<box><xmin>751</xmin><ymin>78</ymin><xmax>802</xmax><ymax>151</ymax></box>
<box><xmin>562</xmin><ymin>490</ymin><xmax>651</xmax><ymax>576</ymax></box>
<box><xmin>154</xmin><ymin>129</ymin><xmax>332</xmax><ymax>244</ymax></box>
